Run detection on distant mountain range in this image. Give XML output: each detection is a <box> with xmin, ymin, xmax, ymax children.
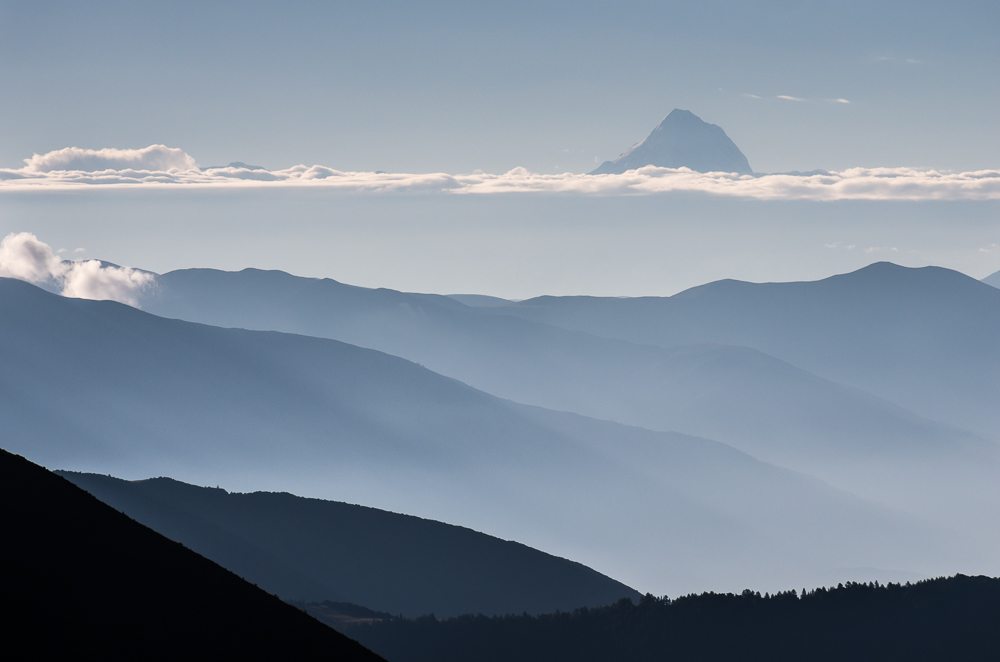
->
<box><xmin>58</xmin><ymin>470</ymin><xmax>640</xmax><ymax>617</ymax></box>
<box><xmin>0</xmin><ymin>448</ymin><xmax>382</xmax><ymax>659</ymax></box>
<box><xmin>984</xmin><ymin>269</ymin><xmax>1000</xmax><ymax>288</ymax></box>
<box><xmin>0</xmin><ymin>276</ymin><xmax>958</xmax><ymax>594</ymax></box>
<box><xmin>138</xmin><ymin>264</ymin><xmax>1000</xmax><ymax>521</ymax></box>
<box><xmin>591</xmin><ymin>109</ymin><xmax>753</xmax><ymax>175</ymax></box>
<box><xmin>487</xmin><ymin>262</ymin><xmax>1000</xmax><ymax>441</ymax></box>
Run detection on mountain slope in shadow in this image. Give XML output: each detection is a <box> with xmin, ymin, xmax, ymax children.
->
<box><xmin>0</xmin><ymin>277</ymin><xmax>962</xmax><ymax>594</ymax></box>
<box><xmin>58</xmin><ymin>471</ymin><xmax>641</xmax><ymax>618</ymax></box>
<box><xmin>0</xmin><ymin>447</ymin><xmax>383</xmax><ymax>659</ymax></box>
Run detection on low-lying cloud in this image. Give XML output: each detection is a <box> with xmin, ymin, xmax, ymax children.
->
<box><xmin>0</xmin><ymin>233</ymin><xmax>154</xmax><ymax>306</ymax></box>
<box><xmin>22</xmin><ymin>145</ymin><xmax>197</xmax><ymax>173</ymax></box>
<box><xmin>3</xmin><ymin>145</ymin><xmax>1000</xmax><ymax>202</ymax></box>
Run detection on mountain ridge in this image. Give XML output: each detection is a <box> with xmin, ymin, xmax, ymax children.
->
<box><xmin>0</xmin><ymin>275</ymin><xmax>959</xmax><ymax>594</ymax></box>
<box><xmin>58</xmin><ymin>470</ymin><xmax>642</xmax><ymax>617</ymax></box>
<box><xmin>591</xmin><ymin>109</ymin><xmax>752</xmax><ymax>175</ymax></box>
<box><xmin>492</xmin><ymin>261</ymin><xmax>1000</xmax><ymax>440</ymax></box>
<box><xmin>0</xmin><ymin>447</ymin><xmax>384</xmax><ymax>659</ymax></box>
<box><xmin>136</xmin><ymin>265</ymin><xmax>1000</xmax><ymax>518</ymax></box>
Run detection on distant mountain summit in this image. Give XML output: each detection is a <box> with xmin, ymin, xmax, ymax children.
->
<box><xmin>983</xmin><ymin>269</ymin><xmax>1000</xmax><ymax>289</ymax></box>
<box><xmin>591</xmin><ymin>109</ymin><xmax>752</xmax><ymax>175</ymax></box>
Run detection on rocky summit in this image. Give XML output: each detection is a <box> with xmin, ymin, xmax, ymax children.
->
<box><xmin>592</xmin><ymin>109</ymin><xmax>752</xmax><ymax>175</ymax></box>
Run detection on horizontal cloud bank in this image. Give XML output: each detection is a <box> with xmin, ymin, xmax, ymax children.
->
<box><xmin>0</xmin><ymin>233</ymin><xmax>154</xmax><ymax>306</ymax></box>
<box><xmin>21</xmin><ymin>145</ymin><xmax>197</xmax><ymax>173</ymax></box>
<box><xmin>3</xmin><ymin>146</ymin><xmax>1000</xmax><ymax>201</ymax></box>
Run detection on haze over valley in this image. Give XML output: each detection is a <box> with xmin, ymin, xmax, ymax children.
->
<box><xmin>3</xmin><ymin>3</ymin><xmax>999</xmax><ymax>657</ymax></box>
<box><xmin>3</xmin><ymin>232</ymin><xmax>1000</xmax><ymax>596</ymax></box>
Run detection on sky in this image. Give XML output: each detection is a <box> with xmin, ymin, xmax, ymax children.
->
<box><xmin>1</xmin><ymin>1</ymin><xmax>998</xmax><ymax>296</ymax></box>
<box><xmin>3</xmin><ymin>190</ymin><xmax>998</xmax><ymax>299</ymax></box>
<box><xmin>2</xmin><ymin>1</ymin><xmax>999</xmax><ymax>174</ymax></box>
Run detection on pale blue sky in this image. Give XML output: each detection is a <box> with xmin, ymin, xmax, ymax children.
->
<box><xmin>2</xmin><ymin>1</ymin><xmax>998</xmax><ymax>174</ymax></box>
<box><xmin>3</xmin><ymin>190</ymin><xmax>997</xmax><ymax>298</ymax></box>
<box><xmin>1</xmin><ymin>1</ymin><xmax>999</xmax><ymax>295</ymax></box>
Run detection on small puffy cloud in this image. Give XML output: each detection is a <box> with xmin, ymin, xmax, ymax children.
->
<box><xmin>743</xmin><ymin>93</ymin><xmax>761</xmax><ymax>99</ymax></box>
<box><xmin>0</xmin><ymin>231</ymin><xmax>65</xmax><ymax>284</ymax></box>
<box><xmin>60</xmin><ymin>259</ymin><xmax>154</xmax><ymax>306</ymax></box>
<box><xmin>863</xmin><ymin>246</ymin><xmax>899</xmax><ymax>254</ymax></box>
<box><xmin>22</xmin><ymin>145</ymin><xmax>196</xmax><ymax>173</ymax></box>
<box><xmin>0</xmin><ymin>232</ymin><xmax>154</xmax><ymax>306</ymax></box>
<box><xmin>777</xmin><ymin>95</ymin><xmax>806</xmax><ymax>102</ymax></box>
<box><xmin>980</xmin><ymin>243</ymin><xmax>999</xmax><ymax>253</ymax></box>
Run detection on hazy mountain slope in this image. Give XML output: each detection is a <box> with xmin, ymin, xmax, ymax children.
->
<box><xmin>493</xmin><ymin>263</ymin><xmax>1000</xmax><ymax>439</ymax></box>
<box><xmin>591</xmin><ymin>109</ymin><xmax>752</xmax><ymax>175</ymax></box>
<box><xmin>58</xmin><ymin>471</ymin><xmax>641</xmax><ymax>617</ymax></box>
<box><xmin>0</xmin><ymin>277</ymin><xmax>963</xmax><ymax>593</ymax></box>
<box><xmin>138</xmin><ymin>267</ymin><xmax>998</xmax><ymax>515</ymax></box>
<box><xmin>446</xmin><ymin>293</ymin><xmax>515</xmax><ymax>307</ymax></box>
<box><xmin>0</xmin><ymin>448</ymin><xmax>383</xmax><ymax>659</ymax></box>
<box><xmin>984</xmin><ymin>269</ymin><xmax>1000</xmax><ymax>288</ymax></box>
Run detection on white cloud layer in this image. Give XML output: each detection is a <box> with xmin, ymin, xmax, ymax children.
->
<box><xmin>21</xmin><ymin>145</ymin><xmax>196</xmax><ymax>173</ymax></box>
<box><xmin>3</xmin><ymin>145</ymin><xmax>1000</xmax><ymax>202</ymax></box>
<box><xmin>0</xmin><ymin>232</ymin><xmax>154</xmax><ymax>306</ymax></box>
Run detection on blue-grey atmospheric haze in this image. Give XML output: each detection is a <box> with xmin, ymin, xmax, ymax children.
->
<box><xmin>2</xmin><ymin>0</ymin><xmax>1000</xmax><ymax>607</ymax></box>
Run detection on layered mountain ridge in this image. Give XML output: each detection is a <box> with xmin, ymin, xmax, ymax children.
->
<box><xmin>58</xmin><ymin>470</ymin><xmax>640</xmax><ymax>617</ymax></box>
<box><xmin>0</xmin><ymin>275</ymin><xmax>965</xmax><ymax>594</ymax></box>
<box><xmin>489</xmin><ymin>262</ymin><xmax>1000</xmax><ymax>440</ymax></box>
<box><xmin>138</xmin><ymin>264</ymin><xmax>1000</xmax><ymax>519</ymax></box>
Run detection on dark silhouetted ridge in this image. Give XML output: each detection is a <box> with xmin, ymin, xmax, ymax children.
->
<box><xmin>0</xmin><ymin>447</ymin><xmax>384</xmax><ymax>659</ymax></box>
<box><xmin>347</xmin><ymin>575</ymin><xmax>1000</xmax><ymax>662</ymax></box>
<box><xmin>58</xmin><ymin>471</ymin><xmax>641</xmax><ymax>618</ymax></box>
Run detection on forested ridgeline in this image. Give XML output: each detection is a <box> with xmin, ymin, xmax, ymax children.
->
<box><xmin>345</xmin><ymin>575</ymin><xmax>1000</xmax><ymax>662</ymax></box>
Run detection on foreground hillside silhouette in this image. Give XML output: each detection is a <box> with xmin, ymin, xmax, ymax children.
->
<box><xmin>59</xmin><ymin>471</ymin><xmax>639</xmax><ymax>617</ymax></box>
<box><xmin>345</xmin><ymin>576</ymin><xmax>1000</xmax><ymax>662</ymax></box>
<box><xmin>0</xmin><ymin>448</ymin><xmax>383</xmax><ymax>659</ymax></box>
